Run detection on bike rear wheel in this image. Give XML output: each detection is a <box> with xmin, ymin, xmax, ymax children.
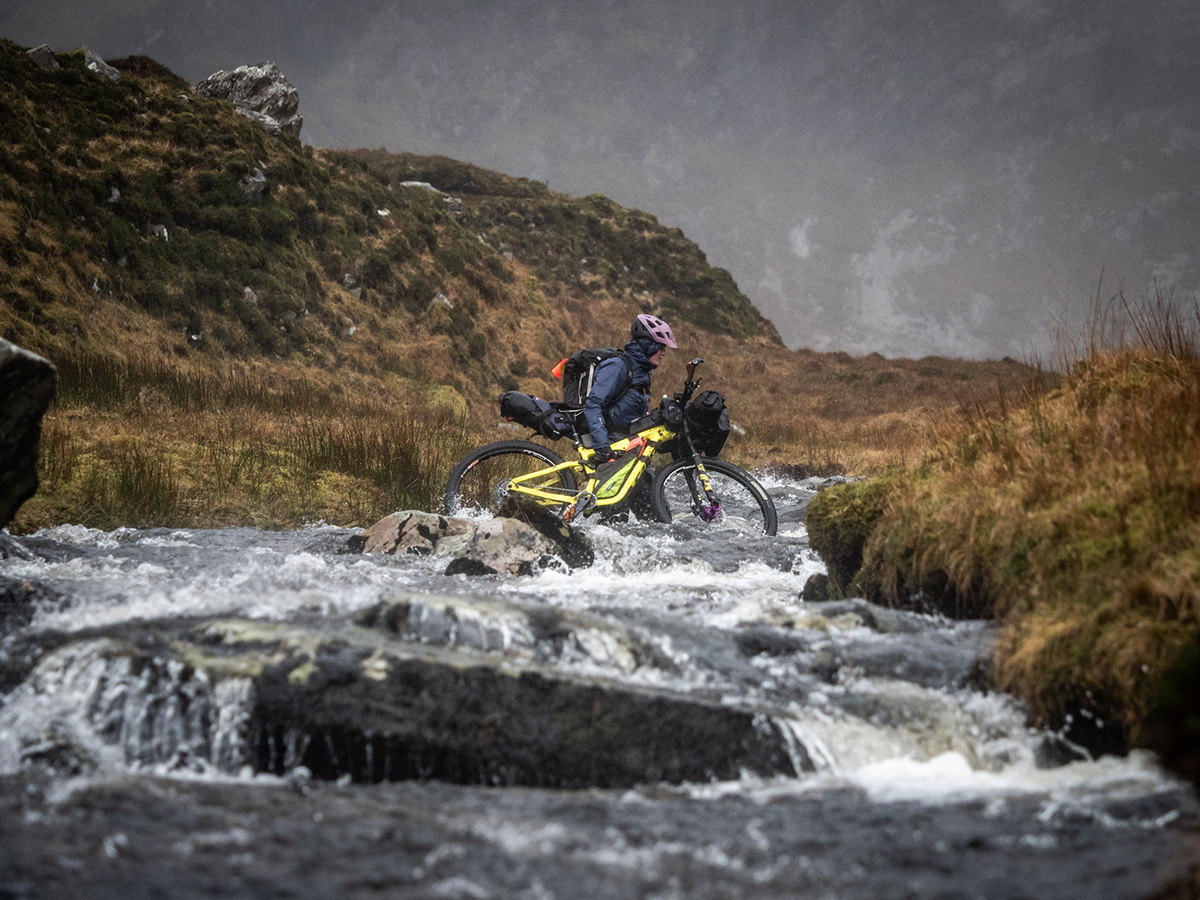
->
<box><xmin>651</xmin><ymin>457</ymin><xmax>777</xmax><ymax>535</ymax></box>
<box><xmin>444</xmin><ymin>441</ymin><xmax>578</xmax><ymax>516</ymax></box>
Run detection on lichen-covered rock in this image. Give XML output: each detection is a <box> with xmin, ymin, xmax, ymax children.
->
<box><xmin>354</xmin><ymin>509</ymin><xmax>585</xmax><ymax>576</ymax></box>
<box><xmin>356</xmin><ymin>510</ymin><xmax>475</xmax><ymax>557</ymax></box>
<box><xmin>0</xmin><ymin>340</ymin><xmax>56</xmax><ymax>529</ymax></box>
<box><xmin>193</xmin><ymin>62</ymin><xmax>302</xmax><ymax>137</ymax></box>
<box><xmin>81</xmin><ymin>47</ymin><xmax>120</xmax><ymax>82</ymax></box>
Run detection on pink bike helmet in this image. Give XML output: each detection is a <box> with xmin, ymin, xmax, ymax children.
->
<box><xmin>632</xmin><ymin>313</ymin><xmax>677</xmax><ymax>349</ymax></box>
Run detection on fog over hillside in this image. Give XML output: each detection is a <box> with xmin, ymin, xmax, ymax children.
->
<box><xmin>4</xmin><ymin>0</ymin><xmax>1198</xmax><ymax>359</ymax></box>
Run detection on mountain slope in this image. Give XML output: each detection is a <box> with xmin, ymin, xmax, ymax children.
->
<box><xmin>0</xmin><ymin>40</ymin><xmax>777</xmax><ymax>411</ymax></box>
<box><xmin>0</xmin><ymin>41</ymin><xmax>1046</xmax><ymax>529</ymax></box>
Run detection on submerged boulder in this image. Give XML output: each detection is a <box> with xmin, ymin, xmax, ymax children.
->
<box><xmin>0</xmin><ymin>340</ymin><xmax>56</xmax><ymax>529</ymax></box>
<box><xmin>193</xmin><ymin>62</ymin><xmax>303</xmax><ymax>137</ymax></box>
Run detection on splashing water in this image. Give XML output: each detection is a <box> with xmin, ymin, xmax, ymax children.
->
<box><xmin>0</xmin><ymin>475</ymin><xmax>1195</xmax><ymax>898</ymax></box>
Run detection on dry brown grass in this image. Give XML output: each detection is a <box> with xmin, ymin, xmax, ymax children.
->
<box><xmin>823</xmin><ymin>291</ymin><xmax>1200</xmax><ymax>744</ymax></box>
<box><xmin>11</xmin><ymin>345</ymin><xmax>471</xmax><ymax>533</ymax></box>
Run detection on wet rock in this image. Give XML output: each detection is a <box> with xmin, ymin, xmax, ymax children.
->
<box><xmin>9</xmin><ymin>616</ymin><xmax>798</xmax><ymax>788</ymax></box>
<box><xmin>0</xmin><ymin>576</ymin><xmax>59</xmax><ymax>638</ymax></box>
<box><xmin>0</xmin><ymin>339</ymin><xmax>57</xmax><ymax>529</ymax></box>
<box><xmin>498</xmin><ymin>496</ymin><xmax>594</xmax><ymax>569</ymax></box>
<box><xmin>355</xmin><ymin>510</ymin><xmax>560</xmax><ymax>576</ymax></box>
<box><xmin>18</xmin><ymin>735</ymin><xmax>97</xmax><ymax>777</ymax></box>
<box><xmin>357</xmin><ymin>510</ymin><xmax>474</xmax><ymax>557</ymax></box>
<box><xmin>0</xmin><ymin>534</ymin><xmax>35</xmax><ymax>561</ymax></box>
<box><xmin>801</xmin><ymin>572</ymin><xmax>830</xmax><ymax>602</ymax></box>
<box><xmin>802</xmin><ymin>598</ymin><xmax>928</xmax><ymax>634</ymax></box>
<box><xmin>1034</xmin><ymin>733</ymin><xmax>1090</xmax><ymax>768</ymax></box>
<box><xmin>193</xmin><ymin>62</ymin><xmax>303</xmax><ymax>137</ymax></box>
<box><xmin>736</xmin><ymin>626</ymin><xmax>811</xmax><ymax>658</ymax></box>
<box><xmin>444</xmin><ymin>516</ymin><xmax>554</xmax><ymax>576</ymax></box>
<box><xmin>1143</xmin><ymin>632</ymin><xmax>1200</xmax><ymax>789</ymax></box>
<box><xmin>357</xmin><ymin>594</ymin><xmax>668</xmax><ymax>673</ymax></box>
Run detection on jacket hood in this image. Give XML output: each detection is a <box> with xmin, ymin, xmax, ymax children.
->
<box><xmin>624</xmin><ymin>338</ymin><xmax>661</xmax><ymax>368</ymax></box>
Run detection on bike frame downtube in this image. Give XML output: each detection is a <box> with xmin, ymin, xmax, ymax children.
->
<box><xmin>504</xmin><ymin>460</ymin><xmax>584</xmax><ymax>505</ymax></box>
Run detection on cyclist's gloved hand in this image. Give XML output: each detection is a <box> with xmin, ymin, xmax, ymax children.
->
<box><xmin>592</xmin><ymin>445</ymin><xmax>617</xmax><ymax>464</ymax></box>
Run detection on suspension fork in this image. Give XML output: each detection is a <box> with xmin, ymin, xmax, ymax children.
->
<box><xmin>679</xmin><ymin>430</ymin><xmax>721</xmax><ymax>521</ymax></box>
<box><xmin>682</xmin><ymin>457</ymin><xmax>721</xmax><ymax>521</ymax></box>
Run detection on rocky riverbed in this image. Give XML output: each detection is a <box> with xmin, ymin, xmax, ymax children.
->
<box><xmin>1</xmin><ymin>474</ymin><xmax>1197</xmax><ymax>898</ymax></box>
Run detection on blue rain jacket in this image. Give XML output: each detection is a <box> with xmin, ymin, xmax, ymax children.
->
<box><xmin>583</xmin><ymin>339</ymin><xmax>659</xmax><ymax>449</ymax></box>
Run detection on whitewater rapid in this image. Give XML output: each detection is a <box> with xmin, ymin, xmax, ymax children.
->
<box><xmin>0</xmin><ymin>473</ymin><xmax>1195</xmax><ymax>899</ymax></box>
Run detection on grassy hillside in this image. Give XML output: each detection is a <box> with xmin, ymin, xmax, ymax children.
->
<box><xmin>1</xmin><ymin>40</ymin><xmax>1045</xmax><ymax>529</ymax></box>
<box><xmin>807</xmin><ymin>295</ymin><xmax>1200</xmax><ymax>770</ymax></box>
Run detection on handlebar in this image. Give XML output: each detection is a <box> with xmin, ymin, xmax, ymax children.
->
<box><xmin>680</xmin><ymin>358</ymin><xmax>703</xmax><ymax>405</ymax></box>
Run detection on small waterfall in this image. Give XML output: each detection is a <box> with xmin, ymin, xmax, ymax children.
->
<box><xmin>0</xmin><ymin>639</ymin><xmax>255</xmax><ymax>776</ymax></box>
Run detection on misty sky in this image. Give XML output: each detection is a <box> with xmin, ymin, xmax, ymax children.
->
<box><xmin>4</xmin><ymin>0</ymin><xmax>1198</xmax><ymax>359</ymax></box>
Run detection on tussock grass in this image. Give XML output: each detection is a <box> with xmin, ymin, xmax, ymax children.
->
<box><xmin>12</xmin><ymin>346</ymin><xmax>469</xmax><ymax>532</ymax></box>
<box><xmin>828</xmin><ymin>289</ymin><xmax>1200</xmax><ymax>748</ymax></box>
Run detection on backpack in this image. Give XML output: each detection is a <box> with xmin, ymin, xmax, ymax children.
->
<box><xmin>498</xmin><ymin>391</ymin><xmax>572</xmax><ymax>439</ymax></box>
<box><xmin>552</xmin><ymin>347</ymin><xmax>632</xmax><ymax>406</ymax></box>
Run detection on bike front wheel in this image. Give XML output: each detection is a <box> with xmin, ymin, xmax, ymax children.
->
<box><xmin>651</xmin><ymin>457</ymin><xmax>778</xmax><ymax>535</ymax></box>
<box><xmin>444</xmin><ymin>440</ymin><xmax>578</xmax><ymax>516</ymax></box>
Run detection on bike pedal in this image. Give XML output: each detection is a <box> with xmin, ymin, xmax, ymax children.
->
<box><xmin>561</xmin><ymin>491</ymin><xmax>596</xmax><ymax>525</ymax></box>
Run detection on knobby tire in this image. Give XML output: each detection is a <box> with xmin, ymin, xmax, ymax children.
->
<box><xmin>443</xmin><ymin>440</ymin><xmax>577</xmax><ymax>516</ymax></box>
<box><xmin>651</xmin><ymin>457</ymin><xmax>778</xmax><ymax>535</ymax></box>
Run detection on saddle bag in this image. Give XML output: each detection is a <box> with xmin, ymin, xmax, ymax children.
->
<box><xmin>498</xmin><ymin>391</ymin><xmax>572</xmax><ymax>440</ymax></box>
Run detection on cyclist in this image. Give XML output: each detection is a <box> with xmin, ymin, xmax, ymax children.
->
<box><xmin>584</xmin><ymin>314</ymin><xmax>676</xmax><ymax>463</ymax></box>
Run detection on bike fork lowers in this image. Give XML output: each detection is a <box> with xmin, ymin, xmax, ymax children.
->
<box><xmin>687</xmin><ymin>459</ymin><xmax>722</xmax><ymax>522</ymax></box>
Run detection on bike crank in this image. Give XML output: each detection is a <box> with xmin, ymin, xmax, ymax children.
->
<box><xmin>561</xmin><ymin>491</ymin><xmax>597</xmax><ymax>525</ymax></box>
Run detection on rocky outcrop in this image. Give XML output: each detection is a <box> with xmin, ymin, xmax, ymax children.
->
<box><xmin>352</xmin><ymin>509</ymin><xmax>590</xmax><ymax>576</ymax></box>
<box><xmin>0</xmin><ymin>340</ymin><xmax>56</xmax><ymax>530</ymax></box>
<box><xmin>193</xmin><ymin>62</ymin><xmax>303</xmax><ymax>137</ymax></box>
<box><xmin>82</xmin><ymin>47</ymin><xmax>120</xmax><ymax>83</ymax></box>
<box><xmin>25</xmin><ymin>45</ymin><xmax>58</xmax><ymax>70</ymax></box>
<box><xmin>238</xmin><ymin>166</ymin><xmax>268</xmax><ymax>203</ymax></box>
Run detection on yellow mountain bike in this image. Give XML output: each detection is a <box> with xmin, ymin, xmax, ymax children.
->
<box><xmin>443</xmin><ymin>359</ymin><xmax>778</xmax><ymax>535</ymax></box>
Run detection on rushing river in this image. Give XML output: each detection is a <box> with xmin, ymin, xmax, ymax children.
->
<box><xmin>0</xmin><ymin>474</ymin><xmax>1196</xmax><ymax>899</ymax></box>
